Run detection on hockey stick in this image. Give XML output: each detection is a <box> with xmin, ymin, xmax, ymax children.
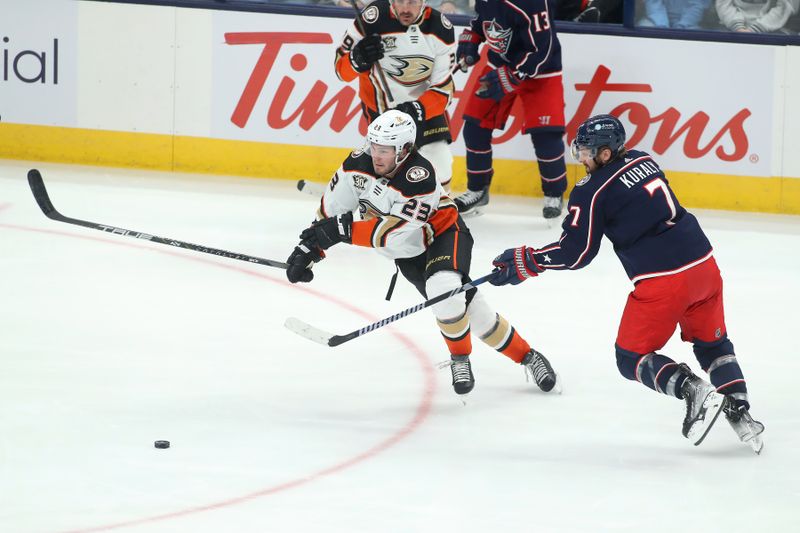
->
<box><xmin>285</xmin><ymin>272</ymin><xmax>494</xmax><ymax>347</ymax></box>
<box><xmin>296</xmin><ymin>179</ymin><xmax>327</xmax><ymax>198</ymax></box>
<box><xmin>27</xmin><ymin>169</ymin><xmax>289</xmax><ymax>270</ymax></box>
<box><xmin>348</xmin><ymin>0</ymin><xmax>395</xmax><ymax>104</ymax></box>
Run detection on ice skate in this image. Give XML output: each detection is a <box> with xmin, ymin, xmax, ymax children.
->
<box><xmin>454</xmin><ymin>187</ymin><xmax>490</xmax><ymax>216</ymax></box>
<box><xmin>543</xmin><ymin>195</ymin><xmax>563</xmax><ymax>225</ymax></box>
<box><xmin>521</xmin><ymin>349</ymin><xmax>561</xmax><ymax>393</ymax></box>
<box><xmin>441</xmin><ymin>354</ymin><xmax>475</xmax><ymax>395</ymax></box>
<box><xmin>724</xmin><ymin>400</ymin><xmax>765</xmax><ymax>454</ymax></box>
<box><xmin>679</xmin><ymin>364</ymin><xmax>727</xmax><ymax>445</ymax></box>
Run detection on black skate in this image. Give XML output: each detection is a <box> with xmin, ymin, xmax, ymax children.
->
<box><xmin>724</xmin><ymin>400</ymin><xmax>765</xmax><ymax>454</ymax></box>
<box><xmin>542</xmin><ymin>195</ymin><xmax>563</xmax><ymax>220</ymax></box>
<box><xmin>454</xmin><ymin>187</ymin><xmax>489</xmax><ymax>215</ymax></box>
<box><xmin>447</xmin><ymin>355</ymin><xmax>475</xmax><ymax>395</ymax></box>
<box><xmin>678</xmin><ymin>364</ymin><xmax>727</xmax><ymax>445</ymax></box>
<box><xmin>521</xmin><ymin>349</ymin><xmax>560</xmax><ymax>393</ymax></box>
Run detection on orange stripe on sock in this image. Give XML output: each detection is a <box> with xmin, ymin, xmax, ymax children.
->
<box><xmin>443</xmin><ymin>334</ymin><xmax>472</xmax><ymax>356</ymax></box>
<box><xmin>499</xmin><ymin>331</ymin><xmax>531</xmax><ymax>363</ymax></box>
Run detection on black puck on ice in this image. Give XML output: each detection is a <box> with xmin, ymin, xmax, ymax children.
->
<box><xmin>154</xmin><ymin>440</ymin><xmax>170</xmax><ymax>449</ymax></box>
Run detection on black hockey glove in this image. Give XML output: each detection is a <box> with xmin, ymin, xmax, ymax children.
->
<box><xmin>350</xmin><ymin>34</ymin><xmax>385</xmax><ymax>73</ymax></box>
<box><xmin>299</xmin><ymin>212</ymin><xmax>353</xmax><ymax>250</ymax></box>
<box><xmin>285</xmin><ymin>241</ymin><xmax>325</xmax><ymax>284</ymax></box>
<box><xmin>477</xmin><ymin>65</ymin><xmax>520</xmax><ymax>102</ymax></box>
<box><xmin>490</xmin><ymin>246</ymin><xmax>544</xmax><ymax>286</ymax></box>
<box><xmin>456</xmin><ymin>29</ymin><xmax>482</xmax><ymax>72</ymax></box>
<box><xmin>394</xmin><ymin>101</ymin><xmax>425</xmax><ymax>130</ymax></box>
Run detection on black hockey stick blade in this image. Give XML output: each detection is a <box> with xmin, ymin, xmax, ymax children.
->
<box><xmin>27</xmin><ymin>169</ymin><xmax>288</xmax><ymax>270</ymax></box>
<box><xmin>285</xmin><ymin>273</ymin><xmax>495</xmax><ymax>347</ymax></box>
<box><xmin>28</xmin><ymin>169</ymin><xmax>60</xmax><ymax>219</ymax></box>
<box><xmin>296</xmin><ymin>179</ymin><xmax>326</xmax><ymax>198</ymax></box>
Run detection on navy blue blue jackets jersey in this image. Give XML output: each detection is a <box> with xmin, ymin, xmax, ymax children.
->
<box><xmin>469</xmin><ymin>0</ymin><xmax>562</xmax><ymax>79</ymax></box>
<box><xmin>532</xmin><ymin>150</ymin><xmax>713</xmax><ymax>283</ymax></box>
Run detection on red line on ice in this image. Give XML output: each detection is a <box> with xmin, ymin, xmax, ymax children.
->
<box><xmin>0</xmin><ymin>222</ymin><xmax>437</xmax><ymax>532</ymax></box>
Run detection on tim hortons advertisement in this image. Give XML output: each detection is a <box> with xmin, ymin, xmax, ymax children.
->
<box><xmin>211</xmin><ymin>12</ymin><xmax>774</xmax><ymax>177</ymax></box>
<box><xmin>0</xmin><ymin>0</ymin><xmax>78</xmax><ymax>126</ymax></box>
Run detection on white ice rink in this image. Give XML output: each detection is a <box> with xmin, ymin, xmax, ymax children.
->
<box><xmin>1</xmin><ymin>159</ymin><xmax>799</xmax><ymax>533</ymax></box>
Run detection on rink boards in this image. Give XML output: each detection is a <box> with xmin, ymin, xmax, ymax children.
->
<box><xmin>1</xmin><ymin>0</ymin><xmax>799</xmax><ymax>213</ymax></box>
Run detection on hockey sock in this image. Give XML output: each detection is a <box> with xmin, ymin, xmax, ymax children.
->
<box><xmin>464</xmin><ymin>120</ymin><xmax>493</xmax><ymax>191</ymax></box>
<box><xmin>693</xmin><ymin>337</ymin><xmax>749</xmax><ymax>409</ymax></box>
<box><xmin>530</xmin><ymin>130</ymin><xmax>567</xmax><ymax>197</ymax></box>
<box><xmin>466</xmin><ymin>291</ymin><xmax>530</xmax><ymax>362</ymax></box>
<box><xmin>437</xmin><ymin>311</ymin><xmax>473</xmax><ymax>356</ymax></box>
<box><xmin>477</xmin><ymin>313</ymin><xmax>531</xmax><ymax>362</ymax></box>
<box><xmin>616</xmin><ymin>346</ymin><xmax>687</xmax><ymax>398</ymax></box>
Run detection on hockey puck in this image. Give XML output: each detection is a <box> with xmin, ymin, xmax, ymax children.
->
<box><xmin>154</xmin><ymin>440</ymin><xmax>170</xmax><ymax>449</ymax></box>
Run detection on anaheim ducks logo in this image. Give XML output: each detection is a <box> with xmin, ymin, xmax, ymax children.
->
<box><xmin>406</xmin><ymin>166</ymin><xmax>429</xmax><ymax>182</ymax></box>
<box><xmin>385</xmin><ymin>55</ymin><xmax>434</xmax><ymax>86</ymax></box>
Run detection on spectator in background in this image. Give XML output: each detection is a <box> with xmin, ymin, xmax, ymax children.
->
<box><xmin>428</xmin><ymin>0</ymin><xmax>474</xmax><ymax>15</ymax></box>
<box><xmin>636</xmin><ymin>0</ymin><xmax>711</xmax><ymax>28</ymax></box>
<box><xmin>557</xmin><ymin>0</ymin><xmax>623</xmax><ymax>23</ymax></box>
<box><xmin>715</xmin><ymin>0</ymin><xmax>799</xmax><ymax>33</ymax></box>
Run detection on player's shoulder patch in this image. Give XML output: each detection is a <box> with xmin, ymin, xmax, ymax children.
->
<box><xmin>359</xmin><ymin>0</ymin><xmax>400</xmax><ymax>33</ymax></box>
<box><xmin>362</xmin><ymin>4</ymin><xmax>379</xmax><ymax>23</ymax></box>
<box><xmin>441</xmin><ymin>13</ymin><xmax>453</xmax><ymax>30</ymax></box>
<box><xmin>406</xmin><ymin>166</ymin><xmax>430</xmax><ymax>183</ymax></box>
<box><xmin>392</xmin><ymin>153</ymin><xmax>436</xmax><ymax>196</ymax></box>
<box><xmin>576</xmin><ymin>174</ymin><xmax>590</xmax><ymax>187</ymax></box>
<box><xmin>419</xmin><ymin>7</ymin><xmax>455</xmax><ymax>43</ymax></box>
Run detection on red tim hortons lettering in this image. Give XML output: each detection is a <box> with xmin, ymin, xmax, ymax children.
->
<box><xmin>571</xmin><ymin>65</ymin><xmax>750</xmax><ymax>162</ymax></box>
<box><xmin>226</xmin><ymin>32</ymin><xmax>360</xmax><ymax>132</ymax></box>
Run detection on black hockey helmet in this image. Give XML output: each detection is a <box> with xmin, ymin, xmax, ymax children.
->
<box><xmin>570</xmin><ymin>114</ymin><xmax>626</xmax><ymax>161</ymax></box>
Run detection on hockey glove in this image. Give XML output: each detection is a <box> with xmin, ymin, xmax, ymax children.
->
<box><xmin>490</xmin><ymin>246</ymin><xmax>544</xmax><ymax>286</ymax></box>
<box><xmin>285</xmin><ymin>241</ymin><xmax>325</xmax><ymax>284</ymax></box>
<box><xmin>477</xmin><ymin>65</ymin><xmax>521</xmax><ymax>102</ymax></box>
<box><xmin>350</xmin><ymin>34</ymin><xmax>385</xmax><ymax>73</ymax></box>
<box><xmin>300</xmin><ymin>212</ymin><xmax>353</xmax><ymax>250</ymax></box>
<box><xmin>394</xmin><ymin>101</ymin><xmax>425</xmax><ymax>130</ymax></box>
<box><xmin>456</xmin><ymin>29</ymin><xmax>482</xmax><ymax>72</ymax></box>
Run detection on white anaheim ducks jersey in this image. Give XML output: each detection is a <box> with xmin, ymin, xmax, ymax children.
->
<box><xmin>317</xmin><ymin>149</ymin><xmax>456</xmax><ymax>260</ymax></box>
<box><xmin>335</xmin><ymin>0</ymin><xmax>456</xmax><ymax>116</ymax></box>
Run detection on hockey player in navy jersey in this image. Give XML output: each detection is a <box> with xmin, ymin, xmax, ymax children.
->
<box><xmin>285</xmin><ymin>110</ymin><xmax>559</xmax><ymax>396</ymax></box>
<box><xmin>454</xmin><ymin>0</ymin><xmax>568</xmax><ymax>219</ymax></box>
<box><xmin>490</xmin><ymin>114</ymin><xmax>764</xmax><ymax>453</ymax></box>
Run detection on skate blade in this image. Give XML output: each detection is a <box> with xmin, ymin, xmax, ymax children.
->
<box><xmin>551</xmin><ymin>373</ymin><xmax>564</xmax><ymax>395</ymax></box>
<box><xmin>690</xmin><ymin>393</ymin><xmax>727</xmax><ymax>446</ymax></box>
<box><xmin>748</xmin><ymin>434</ymin><xmax>764</xmax><ymax>454</ymax></box>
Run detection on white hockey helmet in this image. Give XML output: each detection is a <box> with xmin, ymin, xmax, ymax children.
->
<box><xmin>366</xmin><ymin>110</ymin><xmax>417</xmax><ymax>165</ymax></box>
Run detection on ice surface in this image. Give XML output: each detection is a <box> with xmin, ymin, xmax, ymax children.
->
<box><xmin>1</xmin><ymin>160</ymin><xmax>798</xmax><ymax>532</ymax></box>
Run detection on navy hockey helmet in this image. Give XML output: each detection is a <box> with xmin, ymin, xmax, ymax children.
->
<box><xmin>570</xmin><ymin>114</ymin><xmax>626</xmax><ymax>161</ymax></box>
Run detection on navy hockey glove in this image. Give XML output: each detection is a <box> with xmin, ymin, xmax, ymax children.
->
<box><xmin>350</xmin><ymin>34</ymin><xmax>385</xmax><ymax>73</ymax></box>
<box><xmin>456</xmin><ymin>29</ymin><xmax>481</xmax><ymax>71</ymax></box>
<box><xmin>490</xmin><ymin>246</ymin><xmax>544</xmax><ymax>286</ymax></box>
<box><xmin>300</xmin><ymin>212</ymin><xmax>353</xmax><ymax>250</ymax></box>
<box><xmin>285</xmin><ymin>241</ymin><xmax>325</xmax><ymax>284</ymax></box>
<box><xmin>477</xmin><ymin>66</ymin><xmax>520</xmax><ymax>102</ymax></box>
<box><xmin>395</xmin><ymin>101</ymin><xmax>425</xmax><ymax>130</ymax></box>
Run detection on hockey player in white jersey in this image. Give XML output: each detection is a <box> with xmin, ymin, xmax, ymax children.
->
<box><xmin>335</xmin><ymin>0</ymin><xmax>456</xmax><ymax>190</ymax></box>
<box><xmin>285</xmin><ymin>110</ymin><xmax>560</xmax><ymax>396</ymax></box>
